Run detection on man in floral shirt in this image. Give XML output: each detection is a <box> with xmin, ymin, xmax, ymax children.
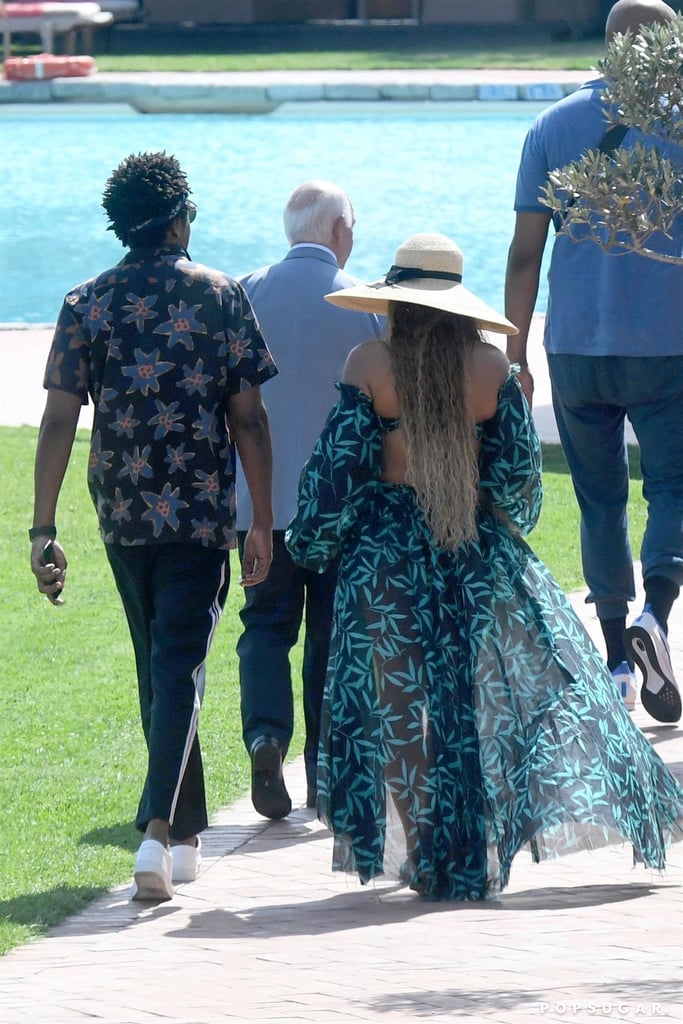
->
<box><xmin>30</xmin><ymin>152</ymin><xmax>277</xmax><ymax>902</ymax></box>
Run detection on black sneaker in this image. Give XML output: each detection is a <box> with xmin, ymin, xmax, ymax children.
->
<box><xmin>250</xmin><ymin>737</ymin><xmax>291</xmax><ymax>819</ymax></box>
<box><xmin>625</xmin><ymin>609</ymin><xmax>681</xmax><ymax>724</ymax></box>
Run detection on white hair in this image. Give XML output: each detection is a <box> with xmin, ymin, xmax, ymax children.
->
<box><xmin>283</xmin><ymin>180</ymin><xmax>354</xmax><ymax>245</ymax></box>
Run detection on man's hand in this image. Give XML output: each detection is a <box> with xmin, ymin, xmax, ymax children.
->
<box><xmin>30</xmin><ymin>537</ymin><xmax>67</xmax><ymax>605</ymax></box>
<box><xmin>515</xmin><ymin>365</ymin><xmax>535</xmax><ymax>409</ymax></box>
<box><xmin>240</xmin><ymin>525</ymin><xmax>273</xmax><ymax>587</ymax></box>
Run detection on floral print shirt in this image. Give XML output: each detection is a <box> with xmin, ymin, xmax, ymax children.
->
<box><xmin>44</xmin><ymin>246</ymin><xmax>277</xmax><ymax>548</ymax></box>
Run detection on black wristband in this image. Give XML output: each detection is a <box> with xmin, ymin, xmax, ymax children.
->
<box><xmin>29</xmin><ymin>525</ymin><xmax>57</xmax><ymax>541</ymax></box>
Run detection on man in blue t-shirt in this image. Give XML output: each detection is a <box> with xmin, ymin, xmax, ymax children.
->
<box><xmin>30</xmin><ymin>151</ymin><xmax>277</xmax><ymax>902</ymax></box>
<box><xmin>504</xmin><ymin>0</ymin><xmax>682</xmax><ymax>724</ymax></box>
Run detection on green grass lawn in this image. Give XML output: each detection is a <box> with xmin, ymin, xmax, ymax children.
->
<box><xmin>13</xmin><ymin>23</ymin><xmax>605</xmax><ymax>71</ymax></box>
<box><xmin>89</xmin><ymin>39</ymin><xmax>603</xmax><ymax>73</ymax></box>
<box><xmin>0</xmin><ymin>425</ymin><xmax>645</xmax><ymax>955</ymax></box>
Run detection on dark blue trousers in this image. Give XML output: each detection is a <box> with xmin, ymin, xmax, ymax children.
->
<box><xmin>105</xmin><ymin>543</ymin><xmax>230</xmax><ymax>839</ymax></box>
<box><xmin>549</xmin><ymin>353</ymin><xmax>683</xmax><ymax>620</ymax></box>
<box><xmin>236</xmin><ymin>531</ymin><xmax>337</xmax><ymax>789</ymax></box>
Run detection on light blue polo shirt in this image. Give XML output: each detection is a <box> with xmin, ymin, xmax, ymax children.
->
<box><xmin>514</xmin><ymin>78</ymin><xmax>683</xmax><ymax>357</ymax></box>
<box><xmin>235</xmin><ymin>245</ymin><xmax>384</xmax><ymax>531</ymax></box>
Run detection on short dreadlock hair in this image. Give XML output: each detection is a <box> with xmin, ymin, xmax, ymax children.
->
<box><xmin>102</xmin><ymin>151</ymin><xmax>192</xmax><ymax>248</ymax></box>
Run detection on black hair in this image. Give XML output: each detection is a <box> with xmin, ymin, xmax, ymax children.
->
<box><xmin>101</xmin><ymin>151</ymin><xmax>192</xmax><ymax>248</ymax></box>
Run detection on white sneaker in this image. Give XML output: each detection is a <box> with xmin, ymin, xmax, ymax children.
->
<box><xmin>625</xmin><ymin>609</ymin><xmax>681</xmax><ymax>724</ymax></box>
<box><xmin>131</xmin><ymin>839</ymin><xmax>173</xmax><ymax>901</ymax></box>
<box><xmin>171</xmin><ymin>837</ymin><xmax>202</xmax><ymax>883</ymax></box>
<box><xmin>611</xmin><ymin>660</ymin><xmax>636</xmax><ymax>712</ymax></box>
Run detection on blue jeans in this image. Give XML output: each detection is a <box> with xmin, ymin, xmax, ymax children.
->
<box><xmin>237</xmin><ymin>531</ymin><xmax>337</xmax><ymax>789</ymax></box>
<box><xmin>106</xmin><ymin>543</ymin><xmax>230</xmax><ymax>839</ymax></box>
<box><xmin>548</xmin><ymin>354</ymin><xmax>683</xmax><ymax>620</ymax></box>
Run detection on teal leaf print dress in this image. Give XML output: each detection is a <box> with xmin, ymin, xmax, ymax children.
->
<box><xmin>286</xmin><ymin>374</ymin><xmax>682</xmax><ymax>901</ymax></box>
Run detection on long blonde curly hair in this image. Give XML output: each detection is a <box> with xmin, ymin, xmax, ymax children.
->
<box><xmin>388</xmin><ymin>303</ymin><xmax>481</xmax><ymax>551</ymax></box>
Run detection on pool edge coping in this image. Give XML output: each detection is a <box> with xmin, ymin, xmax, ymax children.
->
<box><xmin>0</xmin><ymin>68</ymin><xmax>591</xmax><ymax>110</ymax></box>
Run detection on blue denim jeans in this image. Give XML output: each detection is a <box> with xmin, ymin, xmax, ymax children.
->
<box><xmin>548</xmin><ymin>354</ymin><xmax>683</xmax><ymax>620</ymax></box>
<box><xmin>237</xmin><ymin>531</ymin><xmax>338</xmax><ymax>788</ymax></box>
<box><xmin>105</xmin><ymin>543</ymin><xmax>230</xmax><ymax>839</ymax></box>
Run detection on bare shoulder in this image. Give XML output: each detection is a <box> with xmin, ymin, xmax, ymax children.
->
<box><xmin>470</xmin><ymin>341</ymin><xmax>510</xmax><ymax>423</ymax></box>
<box><xmin>342</xmin><ymin>339</ymin><xmax>392</xmax><ymax>395</ymax></box>
<box><xmin>343</xmin><ymin>339</ymin><xmax>399</xmax><ymax>418</ymax></box>
<box><xmin>472</xmin><ymin>340</ymin><xmax>510</xmax><ymax>377</ymax></box>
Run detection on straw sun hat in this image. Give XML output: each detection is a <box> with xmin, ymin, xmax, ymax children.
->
<box><xmin>325</xmin><ymin>232</ymin><xmax>518</xmax><ymax>336</ymax></box>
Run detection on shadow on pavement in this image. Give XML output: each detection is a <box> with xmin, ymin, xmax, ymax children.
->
<box><xmin>155</xmin><ymin>881</ymin><xmax>667</xmax><ymax>942</ymax></box>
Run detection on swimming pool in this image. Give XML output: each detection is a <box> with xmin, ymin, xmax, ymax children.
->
<box><xmin>1</xmin><ymin>101</ymin><xmax>551</xmax><ymax>324</ymax></box>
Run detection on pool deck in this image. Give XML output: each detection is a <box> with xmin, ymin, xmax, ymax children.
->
<box><xmin>0</xmin><ymin>318</ymin><xmax>557</xmax><ymax>438</ymax></box>
<box><xmin>0</xmin><ymin>315</ymin><xmax>637</xmax><ymax>446</ymax></box>
<box><xmin>0</xmin><ymin>66</ymin><xmax>592</xmax><ymax>112</ymax></box>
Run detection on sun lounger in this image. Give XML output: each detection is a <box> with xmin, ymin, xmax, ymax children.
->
<box><xmin>1</xmin><ymin>3</ymin><xmax>115</xmax><ymax>60</ymax></box>
<box><xmin>98</xmin><ymin>0</ymin><xmax>140</xmax><ymax>18</ymax></box>
<box><xmin>47</xmin><ymin>0</ymin><xmax>140</xmax><ymax>19</ymax></box>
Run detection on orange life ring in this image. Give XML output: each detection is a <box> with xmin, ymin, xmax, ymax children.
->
<box><xmin>5</xmin><ymin>4</ymin><xmax>53</xmax><ymax>14</ymax></box>
<box><xmin>3</xmin><ymin>53</ymin><xmax>96</xmax><ymax>81</ymax></box>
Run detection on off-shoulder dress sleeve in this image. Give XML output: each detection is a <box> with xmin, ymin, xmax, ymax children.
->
<box><xmin>477</xmin><ymin>371</ymin><xmax>542</xmax><ymax>536</ymax></box>
<box><xmin>286</xmin><ymin>382</ymin><xmax>393</xmax><ymax>572</ymax></box>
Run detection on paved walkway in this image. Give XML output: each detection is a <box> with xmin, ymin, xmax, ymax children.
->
<box><xmin>0</xmin><ymin>322</ymin><xmax>678</xmax><ymax>1023</ymax></box>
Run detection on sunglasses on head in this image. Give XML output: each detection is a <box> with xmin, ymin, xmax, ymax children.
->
<box><xmin>125</xmin><ymin>195</ymin><xmax>197</xmax><ymax>237</ymax></box>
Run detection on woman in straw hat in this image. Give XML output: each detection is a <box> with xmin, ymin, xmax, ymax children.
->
<box><xmin>286</xmin><ymin>233</ymin><xmax>682</xmax><ymax>901</ymax></box>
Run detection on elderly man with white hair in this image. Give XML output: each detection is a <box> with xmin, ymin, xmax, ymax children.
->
<box><xmin>235</xmin><ymin>181</ymin><xmax>384</xmax><ymax>819</ymax></box>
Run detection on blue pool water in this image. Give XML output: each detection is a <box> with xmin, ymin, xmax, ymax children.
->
<box><xmin>1</xmin><ymin>101</ymin><xmax>551</xmax><ymax>324</ymax></box>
